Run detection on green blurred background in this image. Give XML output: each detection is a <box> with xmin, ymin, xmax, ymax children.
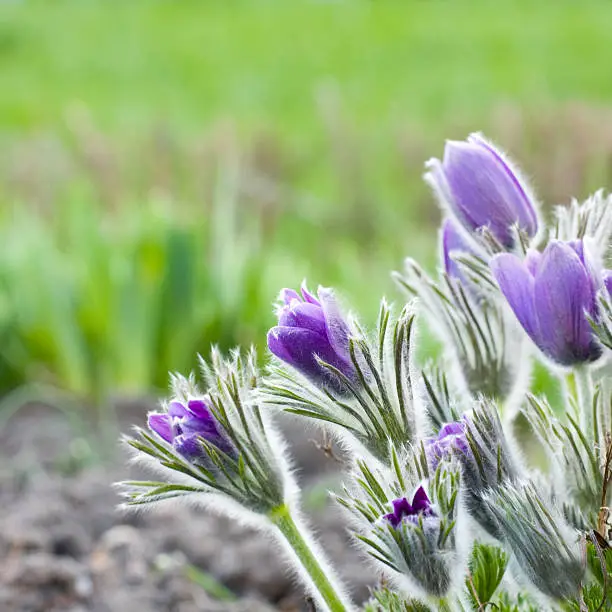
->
<box><xmin>1</xmin><ymin>0</ymin><xmax>612</xmax><ymax>408</ymax></box>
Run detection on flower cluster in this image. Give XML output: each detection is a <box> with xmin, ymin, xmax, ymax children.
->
<box><xmin>120</xmin><ymin>133</ymin><xmax>612</xmax><ymax>612</ymax></box>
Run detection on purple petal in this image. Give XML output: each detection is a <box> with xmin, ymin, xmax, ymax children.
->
<box><xmin>268</xmin><ymin>326</ymin><xmax>351</xmax><ymax>381</ymax></box>
<box><xmin>173</xmin><ymin>433</ymin><xmax>203</xmax><ymax>459</ymax></box>
<box><xmin>168</xmin><ymin>401</ymin><xmax>189</xmax><ymax>419</ymax></box>
<box><xmin>438</xmin><ymin>421</ymin><xmax>465</xmax><ymax>438</ymax></box>
<box><xmin>148</xmin><ymin>413</ymin><xmax>173</xmax><ymax>443</ymax></box>
<box><xmin>425</xmin><ymin>157</ymin><xmax>455</xmax><ymax>211</ymax></box>
<box><xmin>280</xmin><ymin>288</ymin><xmax>301</xmax><ymax>305</ymax></box>
<box><xmin>392</xmin><ymin>497</ymin><xmax>413</xmax><ymax>515</ymax></box>
<box><xmin>411</xmin><ymin>486</ymin><xmax>431</xmax><ymax>513</ymax></box>
<box><xmin>604</xmin><ymin>270</ymin><xmax>612</xmax><ymax>295</ymax></box>
<box><xmin>267</xmin><ymin>327</ymin><xmax>294</xmax><ymax>364</ymax></box>
<box><xmin>524</xmin><ymin>249</ymin><xmax>542</xmax><ymax>277</ymax></box>
<box><xmin>186</xmin><ymin>399</ymin><xmax>212</xmax><ymax>419</ymax></box>
<box><xmin>300</xmin><ymin>282</ymin><xmax>320</xmax><ymax>305</ymax></box>
<box><xmin>467</xmin><ymin>134</ymin><xmax>538</xmax><ymax>236</ymax></box>
<box><xmin>491</xmin><ymin>253</ymin><xmax>540</xmax><ymax>343</ymax></box>
<box><xmin>443</xmin><ymin>139</ymin><xmax>534</xmax><ymax>246</ymax></box>
<box><xmin>317</xmin><ymin>287</ymin><xmax>351</xmax><ymax>362</ymax></box>
<box><xmin>278</xmin><ymin>301</ymin><xmax>327</xmax><ymax>335</ymax></box>
<box><xmin>534</xmin><ymin>241</ymin><xmax>599</xmax><ymax>365</ymax></box>
<box><xmin>441</xmin><ymin>218</ymin><xmax>477</xmax><ymax>281</ymax></box>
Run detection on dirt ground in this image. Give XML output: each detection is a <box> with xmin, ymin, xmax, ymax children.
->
<box><xmin>0</xmin><ymin>401</ymin><xmax>376</xmax><ymax>611</ymax></box>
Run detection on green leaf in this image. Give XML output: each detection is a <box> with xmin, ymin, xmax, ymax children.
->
<box><xmin>466</xmin><ymin>543</ymin><xmax>508</xmax><ymax>608</ymax></box>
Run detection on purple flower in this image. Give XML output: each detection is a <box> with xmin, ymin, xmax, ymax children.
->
<box><xmin>384</xmin><ymin>486</ymin><xmax>435</xmax><ymax>528</ymax></box>
<box><xmin>148</xmin><ymin>398</ymin><xmax>234</xmax><ymax>461</ymax></box>
<box><xmin>425</xmin><ymin>421</ymin><xmax>469</xmax><ymax>470</ymax></box>
<box><xmin>491</xmin><ymin>239</ymin><xmax>606</xmax><ymax>366</ymax></box>
<box><xmin>267</xmin><ymin>284</ymin><xmax>355</xmax><ymax>390</ymax></box>
<box><xmin>426</xmin><ymin>133</ymin><xmax>538</xmax><ymax>248</ymax></box>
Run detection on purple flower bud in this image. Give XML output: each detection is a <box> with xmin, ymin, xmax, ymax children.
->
<box><xmin>384</xmin><ymin>486</ymin><xmax>435</xmax><ymax>528</ymax></box>
<box><xmin>441</xmin><ymin>217</ymin><xmax>481</xmax><ymax>284</ymax></box>
<box><xmin>426</xmin><ymin>133</ymin><xmax>538</xmax><ymax>248</ymax></box>
<box><xmin>148</xmin><ymin>398</ymin><xmax>234</xmax><ymax>461</ymax></box>
<box><xmin>424</xmin><ymin>421</ymin><xmax>469</xmax><ymax>470</ymax></box>
<box><xmin>267</xmin><ymin>283</ymin><xmax>355</xmax><ymax>391</ymax></box>
<box><xmin>491</xmin><ymin>239</ymin><xmax>607</xmax><ymax>366</ymax></box>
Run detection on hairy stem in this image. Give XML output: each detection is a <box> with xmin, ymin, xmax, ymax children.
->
<box><xmin>574</xmin><ymin>367</ymin><xmax>595</xmax><ymax>441</ymax></box>
<box><xmin>269</xmin><ymin>503</ymin><xmax>352</xmax><ymax>612</ymax></box>
<box><xmin>434</xmin><ymin>596</ymin><xmax>465</xmax><ymax>612</ymax></box>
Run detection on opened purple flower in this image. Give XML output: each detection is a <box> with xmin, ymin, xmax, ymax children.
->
<box><xmin>267</xmin><ymin>284</ymin><xmax>355</xmax><ymax>391</ymax></box>
<box><xmin>425</xmin><ymin>421</ymin><xmax>469</xmax><ymax>470</ymax></box>
<box><xmin>384</xmin><ymin>487</ymin><xmax>435</xmax><ymax>528</ymax></box>
<box><xmin>491</xmin><ymin>240</ymin><xmax>607</xmax><ymax>366</ymax></box>
<box><xmin>426</xmin><ymin>133</ymin><xmax>538</xmax><ymax>248</ymax></box>
<box><xmin>148</xmin><ymin>398</ymin><xmax>234</xmax><ymax>461</ymax></box>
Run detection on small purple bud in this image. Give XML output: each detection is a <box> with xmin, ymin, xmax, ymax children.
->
<box><xmin>491</xmin><ymin>239</ymin><xmax>607</xmax><ymax>366</ymax></box>
<box><xmin>267</xmin><ymin>283</ymin><xmax>355</xmax><ymax>391</ymax></box>
<box><xmin>426</xmin><ymin>133</ymin><xmax>538</xmax><ymax>248</ymax></box>
<box><xmin>384</xmin><ymin>486</ymin><xmax>435</xmax><ymax>528</ymax></box>
<box><xmin>148</xmin><ymin>398</ymin><xmax>234</xmax><ymax>462</ymax></box>
<box><xmin>424</xmin><ymin>421</ymin><xmax>469</xmax><ymax>470</ymax></box>
<box><xmin>441</xmin><ymin>217</ymin><xmax>481</xmax><ymax>285</ymax></box>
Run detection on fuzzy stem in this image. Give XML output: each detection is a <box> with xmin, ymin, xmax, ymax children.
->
<box><xmin>573</xmin><ymin>367</ymin><xmax>595</xmax><ymax>441</ymax></box>
<box><xmin>434</xmin><ymin>597</ymin><xmax>465</xmax><ymax>612</ymax></box>
<box><xmin>269</xmin><ymin>503</ymin><xmax>352</xmax><ymax>612</ymax></box>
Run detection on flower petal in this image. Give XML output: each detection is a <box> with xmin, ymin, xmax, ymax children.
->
<box><xmin>279</xmin><ymin>288</ymin><xmax>301</xmax><ymax>305</ymax></box>
<box><xmin>490</xmin><ymin>253</ymin><xmax>540</xmax><ymax>343</ymax></box>
<box><xmin>411</xmin><ymin>486</ymin><xmax>431</xmax><ymax>513</ymax></box>
<box><xmin>168</xmin><ymin>401</ymin><xmax>189</xmax><ymax>419</ymax></box>
<box><xmin>468</xmin><ymin>133</ymin><xmax>538</xmax><ymax>235</ymax></box>
<box><xmin>442</xmin><ymin>138</ymin><xmax>538</xmax><ymax>246</ymax></box>
<box><xmin>300</xmin><ymin>282</ymin><xmax>320</xmax><ymax>305</ymax></box>
<box><xmin>534</xmin><ymin>241</ymin><xmax>599</xmax><ymax>365</ymax></box>
<box><xmin>148</xmin><ymin>413</ymin><xmax>173</xmax><ymax>443</ymax></box>
<box><xmin>441</xmin><ymin>218</ymin><xmax>477</xmax><ymax>281</ymax></box>
<box><xmin>268</xmin><ymin>326</ymin><xmax>350</xmax><ymax>381</ymax></box>
<box><xmin>317</xmin><ymin>287</ymin><xmax>351</xmax><ymax>362</ymax></box>
<box><xmin>604</xmin><ymin>270</ymin><xmax>612</xmax><ymax>295</ymax></box>
<box><xmin>278</xmin><ymin>300</ymin><xmax>327</xmax><ymax>335</ymax></box>
<box><xmin>186</xmin><ymin>399</ymin><xmax>212</xmax><ymax>419</ymax></box>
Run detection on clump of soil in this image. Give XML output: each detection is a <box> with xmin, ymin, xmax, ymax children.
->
<box><xmin>0</xmin><ymin>402</ymin><xmax>375</xmax><ymax>611</ymax></box>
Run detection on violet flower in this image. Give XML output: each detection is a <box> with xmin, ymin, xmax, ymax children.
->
<box><xmin>267</xmin><ymin>284</ymin><xmax>355</xmax><ymax>391</ymax></box>
<box><xmin>491</xmin><ymin>239</ymin><xmax>607</xmax><ymax>366</ymax></box>
<box><xmin>384</xmin><ymin>486</ymin><xmax>435</xmax><ymax>528</ymax></box>
<box><xmin>148</xmin><ymin>398</ymin><xmax>234</xmax><ymax>461</ymax></box>
<box><xmin>426</xmin><ymin>133</ymin><xmax>538</xmax><ymax>248</ymax></box>
<box><xmin>425</xmin><ymin>421</ymin><xmax>469</xmax><ymax>470</ymax></box>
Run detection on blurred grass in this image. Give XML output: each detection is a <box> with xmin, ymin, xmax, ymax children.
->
<box><xmin>2</xmin><ymin>0</ymin><xmax>612</xmax><ymax>131</ymax></box>
<box><xmin>1</xmin><ymin>0</ymin><xmax>612</xmax><ymax>404</ymax></box>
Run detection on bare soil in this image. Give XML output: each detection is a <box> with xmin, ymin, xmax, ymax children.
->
<box><xmin>0</xmin><ymin>401</ymin><xmax>375</xmax><ymax>611</ymax></box>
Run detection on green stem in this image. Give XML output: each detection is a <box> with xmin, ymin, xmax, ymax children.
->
<box><xmin>433</xmin><ymin>597</ymin><xmax>463</xmax><ymax>612</ymax></box>
<box><xmin>573</xmin><ymin>367</ymin><xmax>595</xmax><ymax>440</ymax></box>
<box><xmin>268</xmin><ymin>503</ymin><xmax>351</xmax><ymax>612</ymax></box>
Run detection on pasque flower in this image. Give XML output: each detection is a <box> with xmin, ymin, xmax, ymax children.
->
<box><xmin>441</xmin><ymin>218</ymin><xmax>477</xmax><ymax>282</ymax></box>
<box><xmin>491</xmin><ymin>239</ymin><xmax>607</xmax><ymax>366</ymax></box>
<box><xmin>426</xmin><ymin>133</ymin><xmax>538</xmax><ymax>248</ymax></box>
<box><xmin>148</xmin><ymin>398</ymin><xmax>234</xmax><ymax>461</ymax></box>
<box><xmin>267</xmin><ymin>284</ymin><xmax>355</xmax><ymax>391</ymax></box>
<box><xmin>384</xmin><ymin>487</ymin><xmax>436</xmax><ymax>528</ymax></box>
<box><xmin>425</xmin><ymin>421</ymin><xmax>469</xmax><ymax>470</ymax></box>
